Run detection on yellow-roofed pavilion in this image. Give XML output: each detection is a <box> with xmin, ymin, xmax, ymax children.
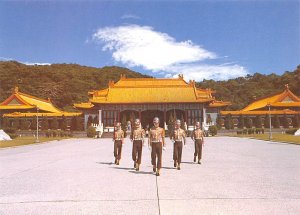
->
<box><xmin>220</xmin><ymin>84</ymin><xmax>300</xmax><ymax>128</ymax></box>
<box><xmin>0</xmin><ymin>87</ymin><xmax>81</xmax><ymax>120</ymax></box>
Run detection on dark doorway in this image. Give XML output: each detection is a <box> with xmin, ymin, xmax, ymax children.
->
<box><xmin>141</xmin><ymin>110</ymin><xmax>164</xmax><ymax>130</ymax></box>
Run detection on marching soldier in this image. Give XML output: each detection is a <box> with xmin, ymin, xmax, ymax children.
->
<box><xmin>113</xmin><ymin>122</ymin><xmax>124</xmax><ymax>165</ymax></box>
<box><xmin>130</xmin><ymin>119</ymin><xmax>145</xmax><ymax>171</ymax></box>
<box><xmin>191</xmin><ymin>121</ymin><xmax>204</xmax><ymax>164</ymax></box>
<box><xmin>148</xmin><ymin>117</ymin><xmax>166</xmax><ymax>176</ymax></box>
<box><xmin>170</xmin><ymin>119</ymin><xmax>186</xmax><ymax>170</ymax></box>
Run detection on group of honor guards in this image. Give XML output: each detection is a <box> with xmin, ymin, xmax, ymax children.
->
<box><xmin>113</xmin><ymin>117</ymin><xmax>204</xmax><ymax>176</ymax></box>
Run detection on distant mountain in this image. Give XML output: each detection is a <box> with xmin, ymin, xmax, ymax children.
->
<box><xmin>0</xmin><ymin>61</ymin><xmax>150</xmax><ymax>111</ymax></box>
<box><xmin>0</xmin><ymin>61</ymin><xmax>299</xmax><ymax>111</ymax></box>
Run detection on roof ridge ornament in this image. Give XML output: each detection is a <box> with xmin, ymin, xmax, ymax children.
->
<box><xmin>285</xmin><ymin>84</ymin><xmax>289</xmax><ymax>89</ymax></box>
<box><xmin>14</xmin><ymin>86</ymin><xmax>19</xmax><ymax>93</ymax></box>
<box><xmin>120</xmin><ymin>74</ymin><xmax>126</xmax><ymax>80</ymax></box>
<box><xmin>108</xmin><ymin>80</ymin><xmax>115</xmax><ymax>87</ymax></box>
<box><xmin>178</xmin><ymin>74</ymin><xmax>184</xmax><ymax>80</ymax></box>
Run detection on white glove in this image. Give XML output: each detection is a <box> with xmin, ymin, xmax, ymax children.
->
<box><xmin>163</xmin><ymin>147</ymin><xmax>166</xmax><ymax>151</ymax></box>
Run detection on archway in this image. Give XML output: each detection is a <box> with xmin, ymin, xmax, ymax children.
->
<box><xmin>141</xmin><ymin>110</ymin><xmax>164</xmax><ymax>129</ymax></box>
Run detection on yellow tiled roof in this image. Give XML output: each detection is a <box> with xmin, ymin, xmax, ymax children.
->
<box><xmin>89</xmin><ymin>76</ymin><xmax>214</xmax><ymax>104</ymax></box>
<box><xmin>241</xmin><ymin>87</ymin><xmax>300</xmax><ymax>111</ymax></box>
<box><xmin>1</xmin><ymin>87</ymin><xmax>81</xmax><ymax>117</ymax></box>
<box><xmin>73</xmin><ymin>102</ymin><xmax>94</xmax><ymax>109</ymax></box>
<box><xmin>3</xmin><ymin>112</ymin><xmax>81</xmax><ymax>117</ymax></box>
<box><xmin>209</xmin><ymin>100</ymin><xmax>231</xmax><ymax>108</ymax></box>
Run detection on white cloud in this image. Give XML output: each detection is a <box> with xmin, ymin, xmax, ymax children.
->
<box><xmin>168</xmin><ymin>64</ymin><xmax>248</xmax><ymax>81</ymax></box>
<box><xmin>92</xmin><ymin>25</ymin><xmax>248</xmax><ymax>81</ymax></box>
<box><xmin>22</xmin><ymin>62</ymin><xmax>51</xmax><ymax>66</ymax></box>
<box><xmin>0</xmin><ymin>57</ymin><xmax>51</xmax><ymax>66</ymax></box>
<box><xmin>121</xmin><ymin>14</ymin><xmax>140</xmax><ymax>20</ymax></box>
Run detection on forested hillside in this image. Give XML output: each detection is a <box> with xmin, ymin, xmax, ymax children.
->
<box><xmin>0</xmin><ymin>61</ymin><xmax>299</xmax><ymax>111</ymax></box>
<box><xmin>0</xmin><ymin>61</ymin><xmax>149</xmax><ymax>111</ymax></box>
<box><xmin>196</xmin><ymin>66</ymin><xmax>300</xmax><ymax>110</ymax></box>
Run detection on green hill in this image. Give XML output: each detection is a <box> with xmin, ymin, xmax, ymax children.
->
<box><xmin>196</xmin><ymin>66</ymin><xmax>300</xmax><ymax>110</ymax></box>
<box><xmin>0</xmin><ymin>61</ymin><xmax>150</xmax><ymax>111</ymax></box>
<box><xmin>0</xmin><ymin>61</ymin><xmax>299</xmax><ymax>111</ymax></box>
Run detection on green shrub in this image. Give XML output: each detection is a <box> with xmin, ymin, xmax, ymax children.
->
<box><xmin>87</xmin><ymin>126</ymin><xmax>96</xmax><ymax>138</ymax></box>
<box><xmin>285</xmin><ymin>128</ymin><xmax>298</xmax><ymax>135</ymax></box>
<box><xmin>52</xmin><ymin>130</ymin><xmax>57</xmax><ymax>137</ymax></box>
<box><xmin>208</xmin><ymin>125</ymin><xmax>217</xmax><ymax>136</ymax></box>
<box><xmin>4</xmin><ymin>128</ymin><xmax>16</xmax><ymax>134</ymax></box>
<box><xmin>46</xmin><ymin>130</ymin><xmax>52</xmax><ymax>138</ymax></box>
<box><xmin>237</xmin><ymin>130</ymin><xmax>243</xmax><ymax>135</ymax></box>
<box><xmin>242</xmin><ymin>129</ymin><xmax>247</xmax><ymax>134</ymax></box>
<box><xmin>8</xmin><ymin>133</ymin><xmax>18</xmax><ymax>139</ymax></box>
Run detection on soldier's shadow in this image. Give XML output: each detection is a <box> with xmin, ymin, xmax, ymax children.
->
<box><xmin>112</xmin><ymin>166</ymin><xmax>134</xmax><ymax>170</ymax></box>
<box><xmin>128</xmin><ymin>170</ymin><xmax>154</xmax><ymax>175</ymax></box>
<box><xmin>181</xmin><ymin>161</ymin><xmax>195</xmax><ymax>164</ymax></box>
<box><xmin>97</xmin><ymin>162</ymin><xmax>114</xmax><ymax>165</ymax></box>
<box><xmin>161</xmin><ymin>166</ymin><xmax>175</xmax><ymax>170</ymax></box>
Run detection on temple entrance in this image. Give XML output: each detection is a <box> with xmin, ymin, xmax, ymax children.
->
<box><xmin>141</xmin><ymin>110</ymin><xmax>164</xmax><ymax>130</ymax></box>
<box><xmin>120</xmin><ymin>110</ymin><xmax>139</xmax><ymax>130</ymax></box>
<box><xmin>166</xmin><ymin>109</ymin><xmax>185</xmax><ymax>124</ymax></box>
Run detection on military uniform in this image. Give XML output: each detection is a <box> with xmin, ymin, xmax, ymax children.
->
<box><xmin>171</xmin><ymin>128</ymin><xmax>186</xmax><ymax>169</ymax></box>
<box><xmin>113</xmin><ymin>128</ymin><xmax>124</xmax><ymax>165</ymax></box>
<box><xmin>130</xmin><ymin>127</ymin><xmax>145</xmax><ymax>170</ymax></box>
<box><xmin>191</xmin><ymin>128</ymin><xmax>204</xmax><ymax>164</ymax></box>
<box><xmin>149</xmin><ymin>126</ymin><xmax>165</xmax><ymax>175</ymax></box>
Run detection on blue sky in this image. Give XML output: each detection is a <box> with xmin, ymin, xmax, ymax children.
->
<box><xmin>0</xmin><ymin>0</ymin><xmax>299</xmax><ymax>81</ymax></box>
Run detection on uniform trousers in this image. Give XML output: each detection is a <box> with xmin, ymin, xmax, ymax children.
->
<box><xmin>173</xmin><ymin>141</ymin><xmax>183</xmax><ymax>164</ymax></box>
<box><xmin>151</xmin><ymin>142</ymin><xmax>162</xmax><ymax>169</ymax></box>
<box><xmin>114</xmin><ymin>140</ymin><xmax>122</xmax><ymax>160</ymax></box>
<box><xmin>132</xmin><ymin>140</ymin><xmax>143</xmax><ymax>164</ymax></box>
<box><xmin>194</xmin><ymin>139</ymin><xmax>203</xmax><ymax>160</ymax></box>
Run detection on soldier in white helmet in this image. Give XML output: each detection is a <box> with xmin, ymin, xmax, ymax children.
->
<box><xmin>148</xmin><ymin>117</ymin><xmax>166</xmax><ymax>176</ymax></box>
<box><xmin>191</xmin><ymin>121</ymin><xmax>204</xmax><ymax>164</ymax></box>
<box><xmin>170</xmin><ymin>119</ymin><xmax>186</xmax><ymax>170</ymax></box>
<box><xmin>130</xmin><ymin>118</ymin><xmax>145</xmax><ymax>171</ymax></box>
<box><xmin>113</xmin><ymin>122</ymin><xmax>124</xmax><ymax>165</ymax></box>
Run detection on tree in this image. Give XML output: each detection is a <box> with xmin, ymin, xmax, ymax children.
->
<box><xmin>254</xmin><ymin>115</ymin><xmax>262</xmax><ymax>128</ymax></box>
<box><xmin>41</xmin><ymin>117</ymin><xmax>49</xmax><ymax>130</ymax></box>
<box><xmin>51</xmin><ymin>117</ymin><xmax>59</xmax><ymax>130</ymax></box>
<box><xmin>87</xmin><ymin>126</ymin><xmax>96</xmax><ymax>138</ymax></box>
<box><xmin>216</xmin><ymin>114</ymin><xmax>222</xmax><ymax>129</ymax></box>
<box><xmin>224</xmin><ymin>114</ymin><xmax>233</xmax><ymax>130</ymax></box>
<box><xmin>121</xmin><ymin>114</ymin><xmax>127</xmax><ymax>135</ymax></box>
<box><xmin>129</xmin><ymin>112</ymin><xmax>136</xmax><ymax>124</ymax></box>
<box><xmin>238</xmin><ymin>115</ymin><xmax>245</xmax><ymax>129</ymax></box>
<box><xmin>292</xmin><ymin>115</ymin><xmax>300</xmax><ymax>128</ymax></box>
<box><xmin>273</xmin><ymin>115</ymin><xmax>280</xmax><ymax>128</ymax></box>
<box><xmin>93</xmin><ymin>116</ymin><xmax>98</xmax><ymax>124</ymax></box>
<box><xmin>206</xmin><ymin>114</ymin><xmax>212</xmax><ymax>124</ymax></box>
<box><xmin>87</xmin><ymin>115</ymin><xmax>93</xmax><ymax>127</ymax></box>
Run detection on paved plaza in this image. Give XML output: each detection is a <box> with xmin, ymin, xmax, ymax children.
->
<box><xmin>0</xmin><ymin>136</ymin><xmax>300</xmax><ymax>215</ymax></box>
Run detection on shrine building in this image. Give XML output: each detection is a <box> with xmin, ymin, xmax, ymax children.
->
<box><xmin>74</xmin><ymin>74</ymin><xmax>230</xmax><ymax>131</ymax></box>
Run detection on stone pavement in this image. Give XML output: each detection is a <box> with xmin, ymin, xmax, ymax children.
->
<box><xmin>0</xmin><ymin>137</ymin><xmax>299</xmax><ymax>215</ymax></box>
